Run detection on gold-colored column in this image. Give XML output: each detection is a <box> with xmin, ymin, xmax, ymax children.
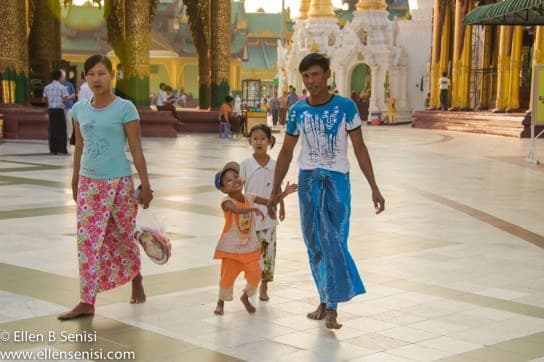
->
<box><xmin>529</xmin><ymin>26</ymin><xmax>544</xmax><ymax>109</ymax></box>
<box><xmin>507</xmin><ymin>26</ymin><xmax>523</xmax><ymax>111</ymax></box>
<box><xmin>479</xmin><ymin>26</ymin><xmax>493</xmax><ymax>110</ymax></box>
<box><xmin>429</xmin><ymin>0</ymin><xmax>442</xmax><ymax>108</ymax></box>
<box><xmin>451</xmin><ymin>0</ymin><xmax>462</xmax><ymax>108</ymax></box>
<box><xmin>356</xmin><ymin>0</ymin><xmax>387</xmax><ymax>10</ymax></box>
<box><xmin>439</xmin><ymin>8</ymin><xmax>452</xmax><ymax>106</ymax></box>
<box><xmin>211</xmin><ymin>0</ymin><xmax>231</xmax><ymax>108</ymax></box>
<box><xmin>458</xmin><ymin>1</ymin><xmax>473</xmax><ymax>109</ymax></box>
<box><xmin>495</xmin><ymin>26</ymin><xmax>512</xmax><ymax>111</ymax></box>
<box><xmin>28</xmin><ymin>0</ymin><xmax>61</xmax><ymax>77</ymax></box>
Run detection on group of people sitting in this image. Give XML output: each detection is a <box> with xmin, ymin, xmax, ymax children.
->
<box><xmin>154</xmin><ymin>83</ymin><xmax>186</xmax><ymax>122</ymax></box>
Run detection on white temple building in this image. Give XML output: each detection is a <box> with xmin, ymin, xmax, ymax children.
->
<box><xmin>278</xmin><ymin>0</ymin><xmax>434</xmax><ymax>123</ymax></box>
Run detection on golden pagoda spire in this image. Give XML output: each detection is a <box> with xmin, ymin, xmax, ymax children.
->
<box><xmin>308</xmin><ymin>0</ymin><xmax>335</xmax><ymax>18</ymax></box>
<box><xmin>356</xmin><ymin>0</ymin><xmax>387</xmax><ymax>11</ymax></box>
<box><xmin>298</xmin><ymin>0</ymin><xmax>310</xmax><ymax>19</ymax></box>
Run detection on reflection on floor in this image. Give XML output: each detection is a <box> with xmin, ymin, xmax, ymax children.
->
<box><xmin>0</xmin><ymin>127</ymin><xmax>543</xmax><ymax>361</ymax></box>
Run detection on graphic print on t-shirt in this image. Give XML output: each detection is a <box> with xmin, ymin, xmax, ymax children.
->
<box><xmin>301</xmin><ymin>105</ymin><xmax>343</xmax><ymax>167</ymax></box>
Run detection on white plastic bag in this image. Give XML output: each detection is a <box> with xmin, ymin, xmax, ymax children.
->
<box><xmin>134</xmin><ymin>208</ymin><xmax>171</xmax><ymax>265</ymax></box>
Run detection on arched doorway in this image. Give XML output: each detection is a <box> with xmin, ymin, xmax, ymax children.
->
<box><xmin>350</xmin><ymin>63</ymin><xmax>371</xmax><ymax>121</ymax></box>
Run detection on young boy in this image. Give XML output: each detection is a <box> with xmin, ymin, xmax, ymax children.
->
<box><xmin>213</xmin><ymin>161</ymin><xmax>296</xmax><ymax>315</ymax></box>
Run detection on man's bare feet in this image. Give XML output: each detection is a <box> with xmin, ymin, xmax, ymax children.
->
<box><xmin>214</xmin><ymin>299</ymin><xmax>224</xmax><ymax>315</ymax></box>
<box><xmin>130</xmin><ymin>273</ymin><xmax>146</xmax><ymax>304</ymax></box>
<box><xmin>259</xmin><ymin>281</ymin><xmax>269</xmax><ymax>301</ymax></box>
<box><xmin>325</xmin><ymin>308</ymin><xmax>342</xmax><ymax>329</ymax></box>
<box><xmin>307</xmin><ymin>302</ymin><xmax>326</xmax><ymax>320</ymax></box>
<box><xmin>240</xmin><ymin>292</ymin><xmax>256</xmax><ymax>314</ymax></box>
<box><xmin>58</xmin><ymin>302</ymin><xmax>95</xmax><ymax>320</ymax></box>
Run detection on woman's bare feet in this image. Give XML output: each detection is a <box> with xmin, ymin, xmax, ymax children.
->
<box><xmin>214</xmin><ymin>299</ymin><xmax>224</xmax><ymax>315</ymax></box>
<box><xmin>240</xmin><ymin>292</ymin><xmax>256</xmax><ymax>314</ymax></box>
<box><xmin>259</xmin><ymin>281</ymin><xmax>269</xmax><ymax>301</ymax></box>
<box><xmin>307</xmin><ymin>302</ymin><xmax>326</xmax><ymax>320</ymax></box>
<box><xmin>130</xmin><ymin>273</ymin><xmax>146</xmax><ymax>304</ymax></box>
<box><xmin>58</xmin><ymin>302</ymin><xmax>95</xmax><ymax>320</ymax></box>
<box><xmin>325</xmin><ymin>308</ymin><xmax>342</xmax><ymax>329</ymax></box>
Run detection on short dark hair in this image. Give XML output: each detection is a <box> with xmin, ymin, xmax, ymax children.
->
<box><xmin>442</xmin><ymin>72</ymin><xmax>447</xmax><ymax>77</ymax></box>
<box><xmin>51</xmin><ymin>70</ymin><xmax>63</xmax><ymax>81</ymax></box>
<box><xmin>299</xmin><ymin>53</ymin><xmax>330</xmax><ymax>73</ymax></box>
<box><xmin>225</xmin><ymin>96</ymin><xmax>234</xmax><ymax>103</ymax></box>
<box><xmin>84</xmin><ymin>54</ymin><xmax>113</xmax><ymax>76</ymax></box>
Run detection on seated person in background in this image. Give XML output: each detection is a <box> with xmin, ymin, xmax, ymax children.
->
<box><xmin>156</xmin><ymin>84</ymin><xmax>181</xmax><ymax>122</ymax></box>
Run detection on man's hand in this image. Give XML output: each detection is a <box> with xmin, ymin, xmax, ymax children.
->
<box><xmin>372</xmin><ymin>189</ymin><xmax>385</xmax><ymax>214</ymax></box>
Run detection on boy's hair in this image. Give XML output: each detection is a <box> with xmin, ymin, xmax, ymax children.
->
<box><xmin>214</xmin><ymin>161</ymin><xmax>240</xmax><ymax>190</ymax></box>
<box><xmin>299</xmin><ymin>53</ymin><xmax>330</xmax><ymax>74</ymax></box>
<box><xmin>225</xmin><ymin>95</ymin><xmax>234</xmax><ymax>103</ymax></box>
<box><xmin>442</xmin><ymin>72</ymin><xmax>447</xmax><ymax>77</ymax></box>
<box><xmin>248</xmin><ymin>124</ymin><xmax>275</xmax><ymax>149</ymax></box>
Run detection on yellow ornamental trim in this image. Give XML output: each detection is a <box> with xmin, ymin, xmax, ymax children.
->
<box><xmin>356</xmin><ymin>0</ymin><xmax>387</xmax><ymax>11</ymax></box>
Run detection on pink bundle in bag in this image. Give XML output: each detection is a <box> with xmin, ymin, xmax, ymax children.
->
<box><xmin>134</xmin><ymin>226</ymin><xmax>171</xmax><ymax>265</ymax></box>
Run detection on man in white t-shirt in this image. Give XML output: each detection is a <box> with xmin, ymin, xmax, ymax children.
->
<box><xmin>439</xmin><ymin>72</ymin><xmax>450</xmax><ymax>111</ymax></box>
<box><xmin>267</xmin><ymin>53</ymin><xmax>385</xmax><ymax>330</ymax></box>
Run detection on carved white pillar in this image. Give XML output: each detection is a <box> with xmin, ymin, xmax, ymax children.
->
<box><xmin>336</xmin><ymin>66</ymin><xmax>347</xmax><ymax>95</ymax></box>
<box><xmin>398</xmin><ymin>65</ymin><xmax>409</xmax><ymax>110</ymax></box>
<box><xmin>369</xmin><ymin>65</ymin><xmax>379</xmax><ymax>112</ymax></box>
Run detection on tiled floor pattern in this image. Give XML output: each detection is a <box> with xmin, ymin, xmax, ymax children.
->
<box><xmin>0</xmin><ymin>126</ymin><xmax>543</xmax><ymax>361</ymax></box>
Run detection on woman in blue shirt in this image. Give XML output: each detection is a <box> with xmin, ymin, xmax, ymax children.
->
<box><xmin>59</xmin><ymin>55</ymin><xmax>153</xmax><ymax>320</ymax></box>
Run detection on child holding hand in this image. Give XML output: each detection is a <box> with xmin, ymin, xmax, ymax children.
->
<box><xmin>213</xmin><ymin>161</ymin><xmax>296</xmax><ymax>315</ymax></box>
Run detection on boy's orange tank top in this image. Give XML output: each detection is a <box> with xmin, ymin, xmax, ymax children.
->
<box><xmin>213</xmin><ymin>195</ymin><xmax>260</xmax><ymax>262</ymax></box>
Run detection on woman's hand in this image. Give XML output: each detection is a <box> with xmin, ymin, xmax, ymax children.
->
<box><xmin>72</xmin><ymin>183</ymin><xmax>78</xmax><ymax>203</ymax></box>
<box><xmin>138</xmin><ymin>186</ymin><xmax>153</xmax><ymax>209</ymax></box>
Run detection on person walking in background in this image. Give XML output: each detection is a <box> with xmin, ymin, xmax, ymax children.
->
<box><xmin>278</xmin><ymin>91</ymin><xmax>288</xmax><ymax>126</ymax></box>
<box><xmin>269</xmin><ymin>94</ymin><xmax>279</xmax><ymax>127</ymax></box>
<box><xmin>267</xmin><ymin>53</ymin><xmax>385</xmax><ymax>329</ymax></box>
<box><xmin>62</xmin><ymin>70</ymin><xmax>76</xmax><ymax>148</ymax></box>
<box><xmin>287</xmin><ymin>86</ymin><xmax>298</xmax><ymax>109</ymax></box>
<box><xmin>77</xmin><ymin>72</ymin><xmax>93</xmax><ymax>102</ymax></box>
<box><xmin>240</xmin><ymin>125</ymin><xmax>284</xmax><ymax>301</ymax></box>
<box><xmin>439</xmin><ymin>72</ymin><xmax>450</xmax><ymax>111</ymax></box>
<box><xmin>298</xmin><ymin>89</ymin><xmax>308</xmax><ymax>101</ymax></box>
<box><xmin>43</xmin><ymin>70</ymin><xmax>69</xmax><ymax>155</ymax></box>
<box><xmin>58</xmin><ymin>54</ymin><xmax>153</xmax><ymax>320</ymax></box>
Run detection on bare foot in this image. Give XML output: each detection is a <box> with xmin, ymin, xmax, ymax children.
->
<box><xmin>130</xmin><ymin>273</ymin><xmax>146</xmax><ymax>304</ymax></box>
<box><xmin>240</xmin><ymin>292</ymin><xmax>256</xmax><ymax>314</ymax></box>
<box><xmin>259</xmin><ymin>281</ymin><xmax>269</xmax><ymax>301</ymax></box>
<box><xmin>214</xmin><ymin>299</ymin><xmax>224</xmax><ymax>315</ymax></box>
<box><xmin>307</xmin><ymin>302</ymin><xmax>326</xmax><ymax>320</ymax></box>
<box><xmin>58</xmin><ymin>302</ymin><xmax>95</xmax><ymax>320</ymax></box>
<box><xmin>325</xmin><ymin>309</ymin><xmax>342</xmax><ymax>329</ymax></box>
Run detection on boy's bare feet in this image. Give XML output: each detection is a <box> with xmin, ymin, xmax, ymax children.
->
<box><xmin>58</xmin><ymin>302</ymin><xmax>95</xmax><ymax>320</ymax></box>
<box><xmin>240</xmin><ymin>292</ymin><xmax>256</xmax><ymax>314</ymax></box>
<box><xmin>214</xmin><ymin>299</ymin><xmax>224</xmax><ymax>315</ymax></box>
<box><xmin>325</xmin><ymin>308</ymin><xmax>342</xmax><ymax>329</ymax></box>
<box><xmin>307</xmin><ymin>302</ymin><xmax>326</xmax><ymax>320</ymax></box>
<box><xmin>259</xmin><ymin>281</ymin><xmax>269</xmax><ymax>301</ymax></box>
<box><xmin>130</xmin><ymin>273</ymin><xmax>146</xmax><ymax>304</ymax></box>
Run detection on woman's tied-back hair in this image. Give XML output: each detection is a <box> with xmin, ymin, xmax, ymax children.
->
<box><xmin>84</xmin><ymin>55</ymin><xmax>113</xmax><ymax>76</ymax></box>
<box><xmin>299</xmin><ymin>53</ymin><xmax>330</xmax><ymax>74</ymax></box>
<box><xmin>249</xmin><ymin>124</ymin><xmax>275</xmax><ymax>149</ymax></box>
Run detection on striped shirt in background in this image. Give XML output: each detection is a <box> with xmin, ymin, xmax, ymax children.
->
<box><xmin>43</xmin><ymin>80</ymin><xmax>68</xmax><ymax>109</ymax></box>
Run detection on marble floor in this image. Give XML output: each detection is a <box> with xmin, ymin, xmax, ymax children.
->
<box><xmin>0</xmin><ymin>126</ymin><xmax>543</xmax><ymax>362</ymax></box>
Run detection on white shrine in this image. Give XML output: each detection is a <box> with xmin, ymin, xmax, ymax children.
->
<box><xmin>278</xmin><ymin>0</ymin><xmax>434</xmax><ymax>123</ymax></box>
